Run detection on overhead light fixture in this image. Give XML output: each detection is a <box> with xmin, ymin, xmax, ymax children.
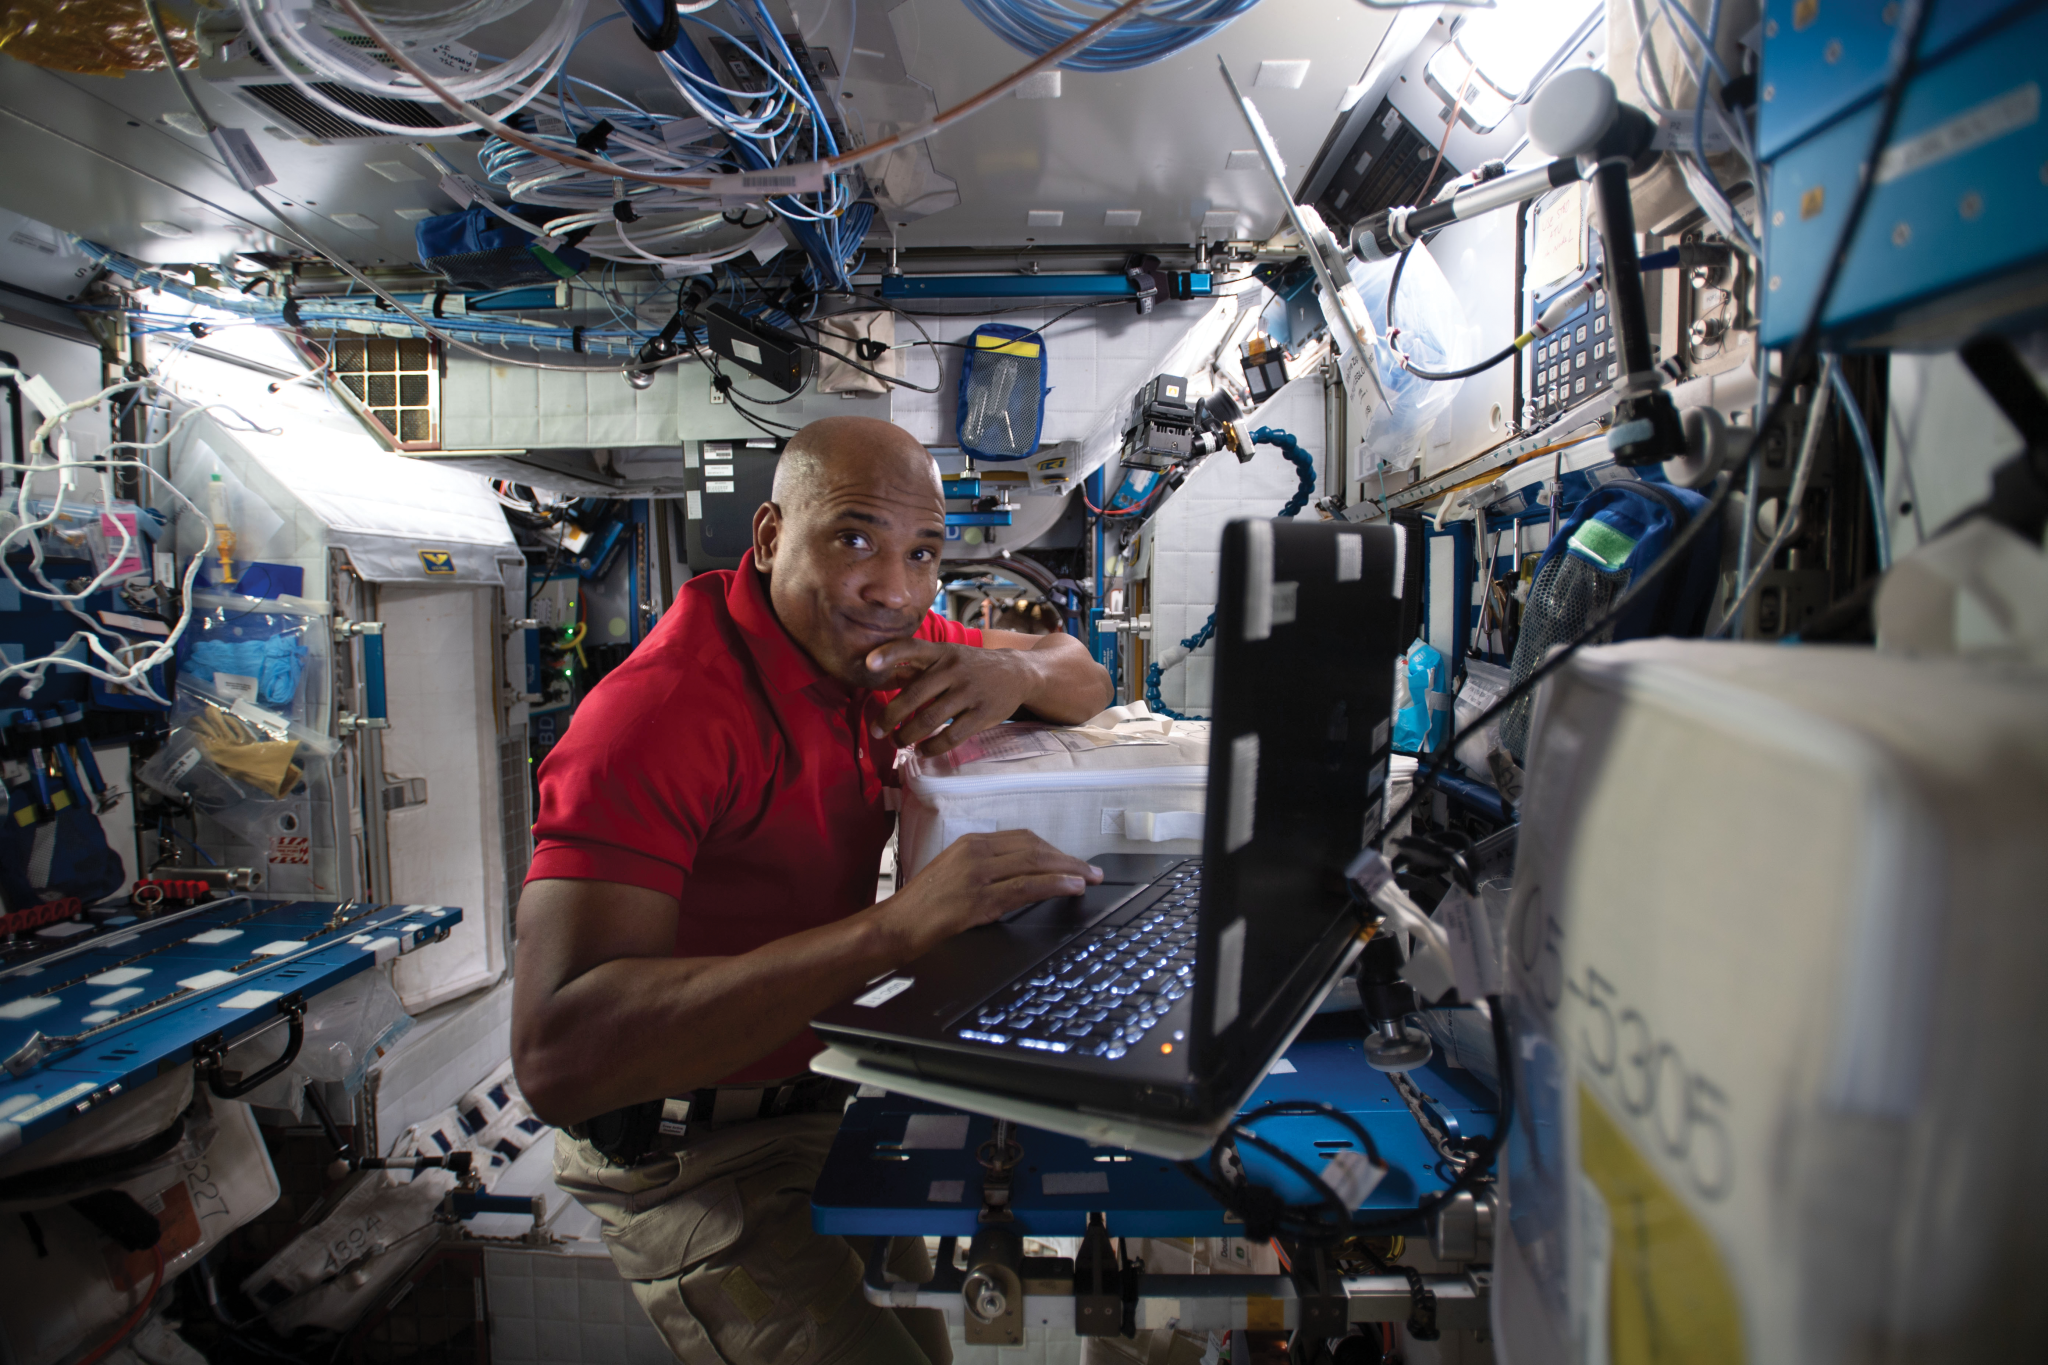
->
<box><xmin>1015</xmin><ymin>71</ymin><xmax>1061</xmax><ymax>99</ymax></box>
<box><xmin>1104</xmin><ymin>210</ymin><xmax>1142</xmax><ymax>227</ymax></box>
<box><xmin>139</xmin><ymin>221</ymin><xmax>193</xmax><ymax>238</ymax></box>
<box><xmin>1423</xmin><ymin>0</ymin><xmax>1602</xmax><ymax>134</ymax></box>
<box><xmin>1225</xmin><ymin>150</ymin><xmax>1262</xmax><ymax>169</ymax></box>
<box><xmin>330</xmin><ymin>213</ymin><xmax>378</xmax><ymax>231</ymax></box>
<box><xmin>1027</xmin><ymin>210</ymin><xmax>1064</xmax><ymax>227</ymax></box>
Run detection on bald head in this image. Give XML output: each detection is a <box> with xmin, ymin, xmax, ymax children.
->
<box><xmin>753</xmin><ymin>416</ymin><xmax>949</xmax><ymax>686</ymax></box>
<box><xmin>772</xmin><ymin>416</ymin><xmax>942</xmax><ymax>515</ymax></box>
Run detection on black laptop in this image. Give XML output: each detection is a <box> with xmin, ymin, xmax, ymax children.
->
<box><xmin>812</xmin><ymin>517</ymin><xmax>1406</xmax><ymax>1125</ymax></box>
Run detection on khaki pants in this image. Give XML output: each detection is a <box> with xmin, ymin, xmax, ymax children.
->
<box><xmin>553</xmin><ymin>1113</ymin><xmax>951</xmax><ymax>1365</ymax></box>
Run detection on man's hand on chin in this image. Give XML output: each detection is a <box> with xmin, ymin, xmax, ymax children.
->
<box><xmin>865</xmin><ymin>638</ymin><xmax>1033</xmax><ymax>756</ymax></box>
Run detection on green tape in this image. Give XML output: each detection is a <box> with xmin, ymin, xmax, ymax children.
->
<box><xmin>1569</xmin><ymin>517</ymin><xmax>1637</xmax><ymax>571</ymax></box>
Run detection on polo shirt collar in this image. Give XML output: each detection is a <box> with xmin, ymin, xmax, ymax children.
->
<box><xmin>727</xmin><ymin>563</ymin><xmax>836</xmax><ymax>696</ymax></box>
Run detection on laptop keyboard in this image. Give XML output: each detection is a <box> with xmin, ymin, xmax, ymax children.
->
<box><xmin>955</xmin><ymin>868</ymin><xmax>1200</xmax><ymax>1060</ymax></box>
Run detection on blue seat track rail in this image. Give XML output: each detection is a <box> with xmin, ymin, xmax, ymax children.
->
<box><xmin>811</xmin><ymin>1038</ymin><xmax>1498</xmax><ymax>1238</ymax></box>
<box><xmin>0</xmin><ymin>899</ymin><xmax>461</xmax><ymax>1156</ymax></box>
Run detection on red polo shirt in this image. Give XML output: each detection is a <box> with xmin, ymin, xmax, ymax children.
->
<box><xmin>527</xmin><ymin>564</ymin><xmax>981</xmax><ymax>1082</ymax></box>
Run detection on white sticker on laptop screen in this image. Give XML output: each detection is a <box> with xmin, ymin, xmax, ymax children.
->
<box><xmin>853</xmin><ymin>976</ymin><xmax>914</xmax><ymax>1008</ymax></box>
<box><xmin>1213</xmin><ymin>916</ymin><xmax>1247</xmax><ymax>1033</ymax></box>
<box><xmin>1241</xmin><ymin>519</ymin><xmax>1273</xmax><ymax>641</ymax></box>
<box><xmin>1390</xmin><ymin>523</ymin><xmax>1407</xmax><ymax>599</ymax></box>
<box><xmin>1224</xmin><ymin>732</ymin><xmax>1259</xmax><ymax>854</ymax></box>
<box><xmin>1336</xmin><ymin>533</ymin><xmax>1362</xmax><ymax>582</ymax></box>
<box><xmin>1270</xmin><ymin>581</ymin><xmax>1298</xmax><ymax>627</ymax></box>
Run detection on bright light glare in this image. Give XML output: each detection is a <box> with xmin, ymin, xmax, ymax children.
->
<box><xmin>1425</xmin><ymin>0</ymin><xmax>1601</xmax><ymax>132</ymax></box>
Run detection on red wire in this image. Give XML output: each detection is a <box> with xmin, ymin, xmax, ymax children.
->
<box><xmin>79</xmin><ymin>1243</ymin><xmax>164</xmax><ymax>1365</ymax></box>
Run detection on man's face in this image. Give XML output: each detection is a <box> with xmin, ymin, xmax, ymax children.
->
<box><xmin>753</xmin><ymin>456</ymin><xmax>947</xmax><ymax>688</ymax></box>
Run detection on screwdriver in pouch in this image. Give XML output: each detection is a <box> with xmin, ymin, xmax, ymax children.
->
<box><xmin>29</xmin><ymin>710</ymin><xmax>85</xmax><ymax>813</ymax></box>
<box><xmin>11</xmin><ymin>715</ymin><xmax>59</xmax><ymax>820</ymax></box>
<box><xmin>53</xmin><ymin>703</ymin><xmax>114</xmax><ymax>812</ymax></box>
<box><xmin>0</xmin><ymin>719</ymin><xmax>47</xmax><ymax>825</ymax></box>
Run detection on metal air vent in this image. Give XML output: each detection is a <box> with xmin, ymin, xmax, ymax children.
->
<box><xmin>233</xmin><ymin>79</ymin><xmax>466</xmax><ymax>142</ymax></box>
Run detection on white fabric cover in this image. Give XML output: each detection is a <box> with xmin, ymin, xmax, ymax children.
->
<box><xmin>896</xmin><ymin>704</ymin><xmax>1210</xmax><ymax>879</ymax></box>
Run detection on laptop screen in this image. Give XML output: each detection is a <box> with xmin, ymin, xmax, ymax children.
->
<box><xmin>1192</xmin><ymin>517</ymin><xmax>1406</xmax><ymax>1070</ymax></box>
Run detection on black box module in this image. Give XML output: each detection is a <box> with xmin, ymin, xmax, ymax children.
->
<box><xmin>1298</xmin><ymin>97</ymin><xmax>1461</xmax><ymax>235</ymax></box>
<box><xmin>685</xmin><ymin>439</ymin><xmax>783</xmax><ymax>570</ymax></box>
<box><xmin>704</xmin><ymin>304</ymin><xmax>805</xmax><ymax>394</ymax></box>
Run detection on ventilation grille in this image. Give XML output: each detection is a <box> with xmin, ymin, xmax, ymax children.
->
<box><xmin>330</xmin><ymin>335</ymin><xmax>437</xmax><ymax>445</ymax></box>
<box><xmin>238</xmin><ymin>80</ymin><xmax>463</xmax><ymax>141</ymax></box>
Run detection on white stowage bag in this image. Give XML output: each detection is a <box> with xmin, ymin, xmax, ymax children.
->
<box><xmin>895</xmin><ymin>703</ymin><xmax>1210</xmax><ymax>881</ymax></box>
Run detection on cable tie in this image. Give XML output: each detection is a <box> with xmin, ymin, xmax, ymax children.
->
<box><xmin>571</xmin><ymin>326</ymin><xmax>586</xmax><ymax>354</ymax></box>
<box><xmin>575</xmin><ymin>119</ymin><xmax>615</xmax><ymax>155</ymax></box>
<box><xmin>613</xmin><ymin>200</ymin><xmax>641</xmax><ymax>224</ymax></box>
<box><xmin>631</xmin><ymin>4</ymin><xmax>681</xmax><ymax>53</ymax></box>
<box><xmin>432</xmin><ymin>290</ymin><xmax>448</xmax><ymax>319</ymax></box>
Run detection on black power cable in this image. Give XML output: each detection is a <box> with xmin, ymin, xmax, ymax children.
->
<box><xmin>1385</xmin><ymin>244</ymin><xmax>1521</xmax><ymax>382</ymax></box>
<box><xmin>1373</xmin><ymin>0</ymin><xmax>1934</xmax><ymax>850</ymax></box>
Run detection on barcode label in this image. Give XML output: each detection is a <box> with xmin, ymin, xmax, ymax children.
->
<box><xmin>742</xmin><ymin>174</ymin><xmax>798</xmax><ymax>189</ymax></box>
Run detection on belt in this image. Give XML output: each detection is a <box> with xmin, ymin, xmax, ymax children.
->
<box><xmin>574</xmin><ymin>1075</ymin><xmax>856</xmax><ymax>1165</ymax></box>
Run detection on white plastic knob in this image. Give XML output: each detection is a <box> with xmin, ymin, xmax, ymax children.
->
<box><xmin>1527</xmin><ymin>68</ymin><xmax>1619</xmax><ymax>159</ymax></box>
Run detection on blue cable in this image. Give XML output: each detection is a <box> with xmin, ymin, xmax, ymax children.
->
<box><xmin>959</xmin><ymin>0</ymin><xmax>1266</xmax><ymax>72</ymax></box>
<box><xmin>1145</xmin><ymin>425</ymin><xmax>1316</xmax><ymax>720</ymax></box>
<box><xmin>1827</xmin><ymin>357</ymin><xmax>1891</xmax><ymax>569</ymax></box>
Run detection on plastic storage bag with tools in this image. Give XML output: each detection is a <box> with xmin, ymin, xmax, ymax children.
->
<box><xmin>896</xmin><ymin>704</ymin><xmax>1209</xmax><ymax>879</ymax></box>
<box><xmin>956</xmin><ymin>323</ymin><xmax>1048</xmax><ymax>460</ymax></box>
<box><xmin>134</xmin><ymin>683</ymin><xmax>337</xmax><ymax>844</ymax></box>
<box><xmin>176</xmin><ymin>593</ymin><xmax>326</xmax><ymax>726</ymax></box>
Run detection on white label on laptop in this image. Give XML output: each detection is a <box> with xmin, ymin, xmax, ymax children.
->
<box><xmin>1390</xmin><ymin>523</ymin><xmax>1407</xmax><ymax>599</ymax></box>
<box><xmin>1321</xmin><ymin>1148</ymin><xmax>1386</xmax><ymax>1209</ymax></box>
<box><xmin>1224</xmin><ymin>732</ymin><xmax>1259</xmax><ymax>854</ymax></box>
<box><xmin>853</xmin><ymin>976</ymin><xmax>914</xmax><ymax>1008</ymax></box>
<box><xmin>1213</xmin><ymin>916</ymin><xmax>1246</xmax><ymax>1033</ymax></box>
<box><xmin>1266</xmin><ymin>1057</ymin><xmax>1297</xmax><ymax>1077</ymax></box>
<box><xmin>1336</xmin><ymin>533</ymin><xmax>1362</xmax><ymax>582</ymax></box>
<box><xmin>927</xmin><ymin>1180</ymin><xmax>965</xmax><ymax>1202</ymax></box>
<box><xmin>1042</xmin><ymin>1171</ymin><xmax>1110</xmax><ymax>1196</ymax></box>
<box><xmin>1372</xmin><ymin>718</ymin><xmax>1390</xmax><ymax>751</ymax></box>
<box><xmin>1242</xmin><ymin>519</ymin><xmax>1273</xmax><ymax>640</ymax></box>
<box><xmin>1437</xmin><ymin>886</ymin><xmax>1503</xmax><ymax>999</ymax></box>
<box><xmin>1270</xmin><ymin>581</ymin><xmax>1297</xmax><ymax>627</ymax></box>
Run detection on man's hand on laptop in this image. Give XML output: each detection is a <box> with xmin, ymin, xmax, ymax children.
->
<box><xmin>879</xmin><ymin>830</ymin><xmax>1103</xmax><ymax>956</ymax></box>
<box><xmin>866</xmin><ymin>639</ymin><xmax>1036</xmax><ymax>755</ymax></box>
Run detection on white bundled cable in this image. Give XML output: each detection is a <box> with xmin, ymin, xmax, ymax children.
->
<box><xmin>307</xmin><ymin>0</ymin><xmax>535</xmax><ymax>47</ymax></box>
<box><xmin>233</xmin><ymin>0</ymin><xmax>583</xmax><ymax>138</ymax></box>
<box><xmin>0</xmin><ymin>375</ymin><xmax>235</xmax><ymax>704</ymax></box>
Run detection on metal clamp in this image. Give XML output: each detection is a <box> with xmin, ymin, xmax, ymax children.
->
<box><xmin>194</xmin><ymin>993</ymin><xmax>306</xmax><ymax>1099</ymax></box>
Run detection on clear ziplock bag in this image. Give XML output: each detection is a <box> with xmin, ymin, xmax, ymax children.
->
<box><xmin>178</xmin><ymin>592</ymin><xmax>328</xmax><ymax>726</ymax></box>
<box><xmin>135</xmin><ymin>682</ymin><xmax>337</xmax><ymax>844</ymax></box>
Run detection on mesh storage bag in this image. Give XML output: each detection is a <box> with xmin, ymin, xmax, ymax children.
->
<box><xmin>1499</xmin><ymin>550</ymin><xmax>1626</xmax><ymax>761</ymax></box>
<box><xmin>956</xmin><ymin>323</ymin><xmax>1048</xmax><ymax>459</ymax></box>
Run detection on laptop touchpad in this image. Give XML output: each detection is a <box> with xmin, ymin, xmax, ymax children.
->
<box><xmin>1000</xmin><ymin>881</ymin><xmax>1140</xmax><ymax>927</ymax></box>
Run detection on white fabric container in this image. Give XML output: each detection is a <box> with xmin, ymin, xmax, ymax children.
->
<box><xmin>896</xmin><ymin>704</ymin><xmax>1210</xmax><ymax>880</ymax></box>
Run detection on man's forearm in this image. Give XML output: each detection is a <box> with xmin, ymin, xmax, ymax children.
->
<box><xmin>518</xmin><ymin>908</ymin><xmax>905</xmax><ymax>1126</ymax></box>
<box><xmin>1018</xmin><ymin>631</ymin><xmax>1113</xmax><ymax>723</ymax></box>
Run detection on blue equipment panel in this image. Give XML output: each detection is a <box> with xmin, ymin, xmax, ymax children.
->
<box><xmin>812</xmin><ymin>1037</ymin><xmax>1497</xmax><ymax>1238</ymax></box>
<box><xmin>1759</xmin><ymin>3</ymin><xmax>2048</xmax><ymax>347</ymax></box>
<box><xmin>1755</xmin><ymin>0</ymin><xmax>2028</xmax><ymax>161</ymax></box>
<box><xmin>0</xmin><ymin>898</ymin><xmax>461</xmax><ymax>1155</ymax></box>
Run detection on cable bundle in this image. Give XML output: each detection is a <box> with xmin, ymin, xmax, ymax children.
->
<box><xmin>959</xmin><ymin>0</ymin><xmax>1266</xmax><ymax>72</ymax></box>
<box><xmin>231</xmin><ymin>0</ymin><xmax>585</xmax><ymax>138</ymax></box>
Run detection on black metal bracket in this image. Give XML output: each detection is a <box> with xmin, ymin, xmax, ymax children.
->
<box><xmin>194</xmin><ymin>993</ymin><xmax>306</xmax><ymax>1099</ymax></box>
